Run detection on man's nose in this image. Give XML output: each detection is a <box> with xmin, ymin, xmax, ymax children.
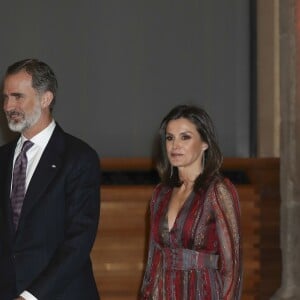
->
<box><xmin>3</xmin><ymin>97</ymin><xmax>15</xmax><ymax>111</ymax></box>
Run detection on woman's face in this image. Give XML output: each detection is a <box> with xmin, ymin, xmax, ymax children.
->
<box><xmin>165</xmin><ymin>118</ymin><xmax>208</xmax><ymax>172</ymax></box>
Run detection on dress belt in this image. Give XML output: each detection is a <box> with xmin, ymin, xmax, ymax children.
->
<box><xmin>155</xmin><ymin>243</ymin><xmax>219</xmax><ymax>270</ymax></box>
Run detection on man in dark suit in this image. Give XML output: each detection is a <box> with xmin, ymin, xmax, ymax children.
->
<box><xmin>0</xmin><ymin>59</ymin><xmax>101</xmax><ymax>300</ymax></box>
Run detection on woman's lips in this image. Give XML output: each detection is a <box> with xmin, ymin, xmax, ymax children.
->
<box><xmin>170</xmin><ymin>153</ymin><xmax>183</xmax><ymax>157</ymax></box>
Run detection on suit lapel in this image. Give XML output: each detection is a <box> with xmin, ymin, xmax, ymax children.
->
<box><xmin>1</xmin><ymin>141</ymin><xmax>17</xmax><ymax>234</ymax></box>
<box><xmin>17</xmin><ymin>126</ymin><xmax>66</xmax><ymax>231</ymax></box>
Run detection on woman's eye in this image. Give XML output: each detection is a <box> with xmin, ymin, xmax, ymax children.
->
<box><xmin>166</xmin><ymin>135</ymin><xmax>173</xmax><ymax>141</ymax></box>
<box><xmin>181</xmin><ymin>135</ymin><xmax>191</xmax><ymax>140</ymax></box>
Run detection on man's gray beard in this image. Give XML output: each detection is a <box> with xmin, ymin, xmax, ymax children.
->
<box><xmin>7</xmin><ymin>104</ymin><xmax>42</xmax><ymax>133</ymax></box>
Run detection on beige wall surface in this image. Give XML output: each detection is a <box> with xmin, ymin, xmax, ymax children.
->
<box><xmin>257</xmin><ymin>0</ymin><xmax>280</xmax><ymax>157</ymax></box>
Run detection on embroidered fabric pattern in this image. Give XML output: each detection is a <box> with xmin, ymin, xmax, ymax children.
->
<box><xmin>140</xmin><ymin>177</ymin><xmax>242</xmax><ymax>300</ymax></box>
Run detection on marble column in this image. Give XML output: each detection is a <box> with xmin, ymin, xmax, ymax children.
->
<box><xmin>271</xmin><ymin>0</ymin><xmax>300</xmax><ymax>299</ymax></box>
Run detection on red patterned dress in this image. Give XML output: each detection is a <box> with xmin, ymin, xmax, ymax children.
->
<box><xmin>140</xmin><ymin>177</ymin><xmax>242</xmax><ymax>300</ymax></box>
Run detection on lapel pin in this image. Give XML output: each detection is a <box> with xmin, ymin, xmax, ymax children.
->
<box><xmin>51</xmin><ymin>165</ymin><xmax>56</xmax><ymax>168</ymax></box>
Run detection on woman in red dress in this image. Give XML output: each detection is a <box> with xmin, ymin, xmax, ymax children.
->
<box><xmin>140</xmin><ymin>105</ymin><xmax>242</xmax><ymax>299</ymax></box>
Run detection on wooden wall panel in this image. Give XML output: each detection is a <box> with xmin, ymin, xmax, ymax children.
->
<box><xmin>91</xmin><ymin>186</ymin><xmax>152</xmax><ymax>300</ymax></box>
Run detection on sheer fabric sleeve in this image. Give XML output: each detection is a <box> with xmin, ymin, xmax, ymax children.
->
<box><xmin>140</xmin><ymin>184</ymin><xmax>163</xmax><ymax>299</ymax></box>
<box><xmin>210</xmin><ymin>178</ymin><xmax>243</xmax><ymax>299</ymax></box>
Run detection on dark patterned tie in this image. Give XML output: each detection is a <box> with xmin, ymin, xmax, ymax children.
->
<box><xmin>11</xmin><ymin>140</ymin><xmax>34</xmax><ymax>229</ymax></box>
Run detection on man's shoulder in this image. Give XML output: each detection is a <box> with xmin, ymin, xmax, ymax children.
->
<box><xmin>55</xmin><ymin>126</ymin><xmax>99</xmax><ymax>161</ymax></box>
<box><xmin>64</xmin><ymin>132</ymin><xmax>96</xmax><ymax>152</ymax></box>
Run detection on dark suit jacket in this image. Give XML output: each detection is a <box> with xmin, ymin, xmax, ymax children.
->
<box><xmin>0</xmin><ymin>125</ymin><xmax>101</xmax><ymax>300</ymax></box>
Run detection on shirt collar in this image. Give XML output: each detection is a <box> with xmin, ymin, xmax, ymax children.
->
<box><xmin>19</xmin><ymin>119</ymin><xmax>56</xmax><ymax>150</ymax></box>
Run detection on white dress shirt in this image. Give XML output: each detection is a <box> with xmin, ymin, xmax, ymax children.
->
<box><xmin>12</xmin><ymin>120</ymin><xmax>56</xmax><ymax>300</ymax></box>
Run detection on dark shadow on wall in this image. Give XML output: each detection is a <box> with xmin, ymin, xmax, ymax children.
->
<box><xmin>101</xmin><ymin>169</ymin><xmax>249</xmax><ymax>186</ymax></box>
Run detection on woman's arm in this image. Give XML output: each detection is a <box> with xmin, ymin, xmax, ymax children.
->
<box><xmin>211</xmin><ymin>178</ymin><xmax>243</xmax><ymax>299</ymax></box>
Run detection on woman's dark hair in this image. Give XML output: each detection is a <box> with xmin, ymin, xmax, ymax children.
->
<box><xmin>156</xmin><ymin>104</ymin><xmax>223</xmax><ymax>191</ymax></box>
<box><xmin>4</xmin><ymin>58</ymin><xmax>58</xmax><ymax>109</ymax></box>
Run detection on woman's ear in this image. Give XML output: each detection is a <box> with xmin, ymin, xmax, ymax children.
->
<box><xmin>202</xmin><ymin>143</ymin><xmax>208</xmax><ymax>151</ymax></box>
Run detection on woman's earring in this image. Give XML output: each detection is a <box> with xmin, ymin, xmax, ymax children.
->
<box><xmin>201</xmin><ymin>152</ymin><xmax>205</xmax><ymax>171</ymax></box>
<box><xmin>170</xmin><ymin>166</ymin><xmax>173</xmax><ymax>178</ymax></box>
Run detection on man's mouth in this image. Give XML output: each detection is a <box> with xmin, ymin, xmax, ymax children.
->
<box><xmin>6</xmin><ymin>111</ymin><xmax>24</xmax><ymax>122</ymax></box>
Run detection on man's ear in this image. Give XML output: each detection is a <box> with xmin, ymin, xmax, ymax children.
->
<box><xmin>41</xmin><ymin>91</ymin><xmax>54</xmax><ymax>108</ymax></box>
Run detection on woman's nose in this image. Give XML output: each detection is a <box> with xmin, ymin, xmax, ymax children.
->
<box><xmin>172</xmin><ymin>139</ymin><xmax>180</xmax><ymax>149</ymax></box>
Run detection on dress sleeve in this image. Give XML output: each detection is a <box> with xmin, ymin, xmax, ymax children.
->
<box><xmin>210</xmin><ymin>178</ymin><xmax>243</xmax><ymax>299</ymax></box>
<box><xmin>140</xmin><ymin>184</ymin><xmax>163</xmax><ymax>299</ymax></box>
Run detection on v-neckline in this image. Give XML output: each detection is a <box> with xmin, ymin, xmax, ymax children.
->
<box><xmin>166</xmin><ymin>189</ymin><xmax>194</xmax><ymax>232</ymax></box>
